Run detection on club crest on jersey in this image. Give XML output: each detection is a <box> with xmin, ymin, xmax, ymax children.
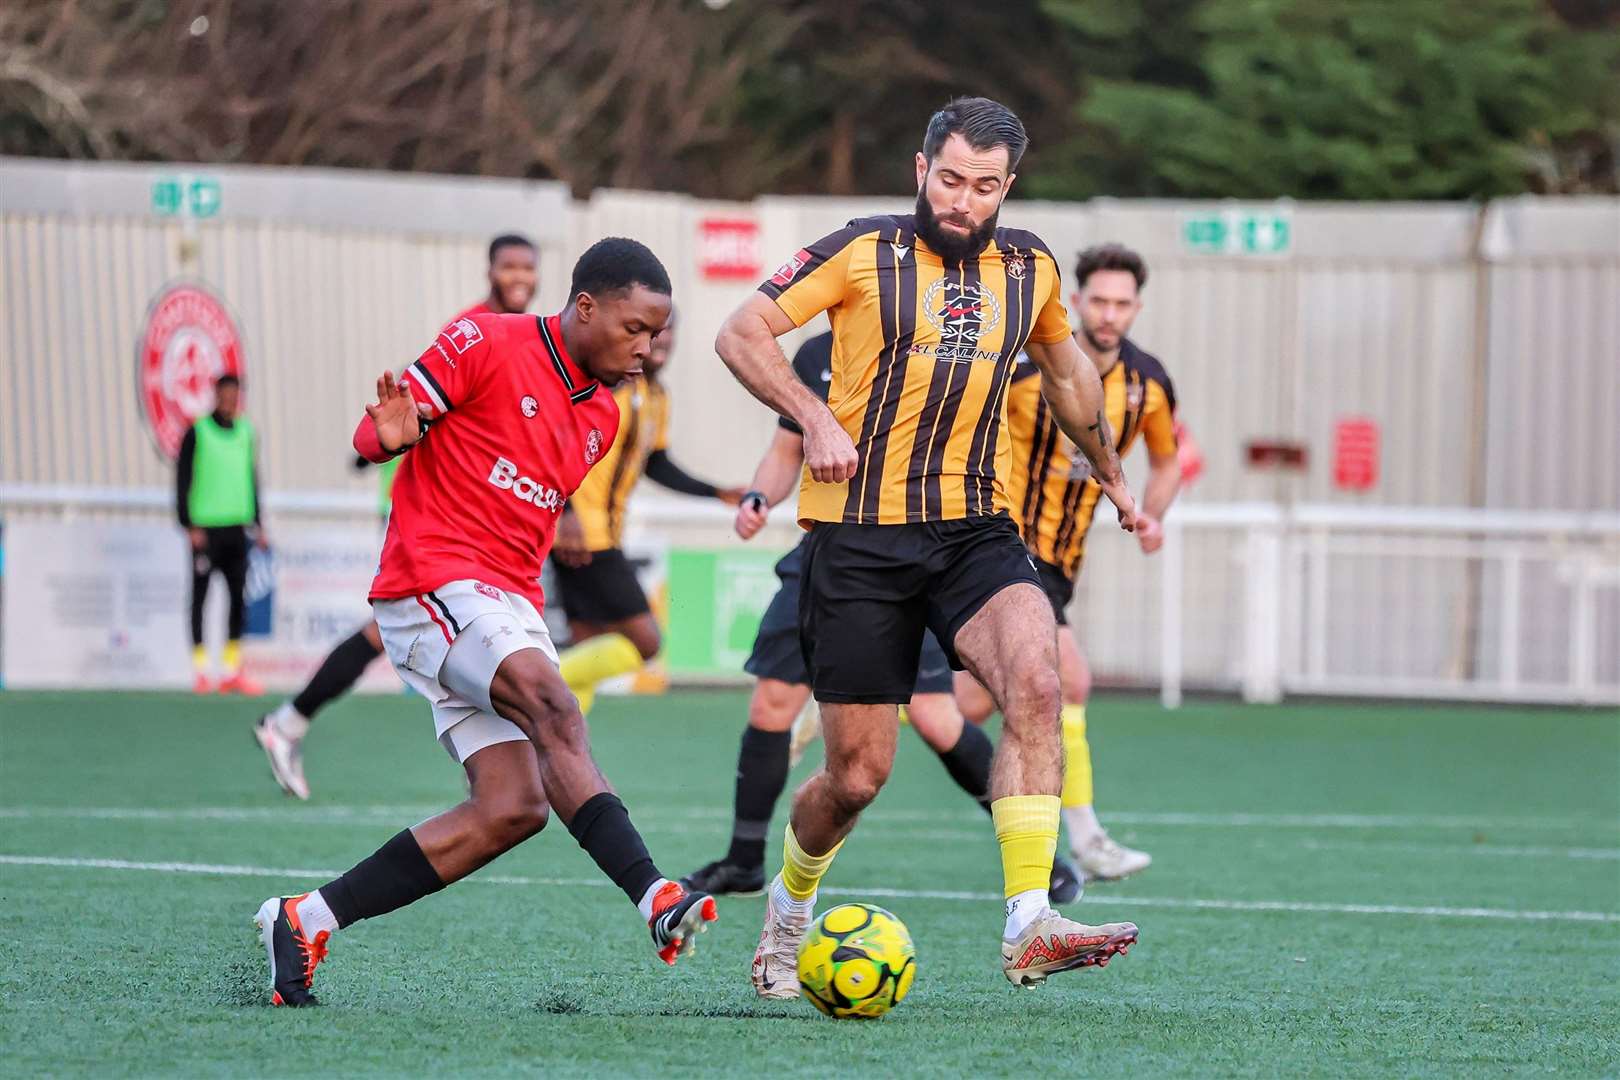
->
<box><xmin>442</xmin><ymin>317</ymin><xmax>484</xmax><ymax>355</ymax></box>
<box><xmin>585</xmin><ymin>429</ymin><xmax>605</xmax><ymax>464</ymax></box>
<box><xmin>1004</xmin><ymin>249</ymin><xmax>1027</xmax><ymax>280</ymax></box>
<box><xmin>1127</xmin><ymin>381</ymin><xmax>1145</xmax><ymax>410</ymax></box>
<box><xmin>920</xmin><ymin>278</ymin><xmax>1003</xmax><ymax>363</ymax></box>
<box><xmin>770</xmin><ymin>248</ymin><xmax>812</xmax><ymax>288</ymax></box>
<box><xmin>521</xmin><ymin>395</ymin><xmax>539</xmax><ymax>418</ymax></box>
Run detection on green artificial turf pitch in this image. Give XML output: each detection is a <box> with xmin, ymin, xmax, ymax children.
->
<box><xmin>0</xmin><ymin>689</ymin><xmax>1616</xmax><ymax>1077</ymax></box>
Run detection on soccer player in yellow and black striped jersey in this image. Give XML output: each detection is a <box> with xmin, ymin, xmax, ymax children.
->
<box><xmin>958</xmin><ymin>243</ymin><xmax>1184</xmax><ymax>886</ymax></box>
<box><xmin>716</xmin><ymin>97</ymin><xmax>1143</xmax><ymax>992</ymax></box>
<box><xmin>553</xmin><ymin>314</ymin><xmax>744</xmax><ymax>715</ymax></box>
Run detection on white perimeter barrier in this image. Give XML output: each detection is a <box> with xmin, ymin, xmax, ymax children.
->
<box><xmin>2</xmin><ymin>485</ymin><xmax>1615</xmax><ymax>706</ymax></box>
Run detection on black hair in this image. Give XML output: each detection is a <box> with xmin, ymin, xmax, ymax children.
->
<box><xmin>567</xmin><ymin>237</ymin><xmax>672</xmax><ymax>304</ymax></box>
<box><xmin>488</xmin><ymin>233</ymin><xmax>536</xmax><ymax>264</ymax></box>
<box><xmin>1075</xmin><ymin>243</ymin><xmax>1148</xmax><ymax>291</ymax></box>
<box><xmin>215</xmin><ymin>373</ymin><xmax>241</xmax><ymax>390</ymax></box>
<box><xmin>922</xmin><ymin>96</ymin><xmax>1029</xmax><ymax>171</ymax></box>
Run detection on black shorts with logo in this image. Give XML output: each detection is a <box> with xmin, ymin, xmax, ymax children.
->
<box><xmin>798</xmin><ymin>513</ymin><xmax>1042</xmax><ymax>704</ymax></box>
<box><xmin>549</xmin><ymin>548</ymin><xmax>651</xmax><ymax>623</ymax></box>
<box><xmin>1033</xmin><ymin>556</ymin><xmax>1076</xmax><ymax>626</ymax></box>
<box><xmin>744</xmin><ymin>538</ymin><xmax>952</xmax><ymax>694</ymax></box>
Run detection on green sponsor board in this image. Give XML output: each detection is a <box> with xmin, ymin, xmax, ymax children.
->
<box><xmin>665</xmin><ymin>547</ymin><xmax>786</xmax><ymax>676</ymax></box>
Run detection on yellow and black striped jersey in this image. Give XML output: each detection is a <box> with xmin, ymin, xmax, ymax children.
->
<box><xmin>569</xmin><ymin>376</ymin><xmax>670</xmax><ymax>551</ymax></box>
<box><xmin>759</xmin><ymin>214</ymin><xmax>1072</xmax><ymax>526</ymax></box>
<box><xmin>1005</xmin><ymin>339</ymin><xmax>1177</xmax><ymax>578</ymax></box>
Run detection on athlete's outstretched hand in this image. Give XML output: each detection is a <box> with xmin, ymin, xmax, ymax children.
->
<box><xmin>803</xmin><ymin>418</ymin><xmax>859</xmax><ymax>485</ymax></box>
<box><xmin>366</xmin><ymin>371</ymin><xmax>431</xmax><ymax>453</ymax></box>
<box><xmin>1097</xmin><ymin>474</ymin><xmax>1139</xmax><ymax>533</ymax></box>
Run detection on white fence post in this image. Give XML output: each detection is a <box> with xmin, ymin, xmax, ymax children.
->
<box><xmin>1242</xmin><ymin>522</ymin><xmax>1284</xmax><ymax>703</ymax></box>
<box><xmin>1160</xmin><ymin>519</ymin><xmax>1184</xmax><ymax>710</ymax></box>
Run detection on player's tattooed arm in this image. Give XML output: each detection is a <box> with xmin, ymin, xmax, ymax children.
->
<box><xmin>716</xmin><ymin>293</ymin><xmax>858</xmax><ymax>484</ymax></box>
<box><xmin>1025</xmin><ymin>334</ymin><xmax>1137</xmax><ymax>531</ymax></box>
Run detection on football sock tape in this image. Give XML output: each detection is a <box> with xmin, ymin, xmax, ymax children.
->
<box><xmin>728</xmin><ymin>726</ymin><xmax>791</xmax><ymax>867</ymax></box>
<box><xmin>1060</xmin><ymin>704</ymin><xmax>1094</xmax><ymax>809</ymax></box>
<box><xmin>991</xmin><ymin>795</ymin><xmax>1060</xmax><ymax>900</ymax></box>
<box><xmin>566</xmin><ymin>791</ymin><xmax>662</xmax><ymax>908</ymax></box>
<box><xmin>292</xmin><ymin>628</ymin><xmax>382</xmax><ymax>720</ymax></box>
<box><xmin>319</xmin><ymin>828</ymin><xmax>446</xmax><ymax>928</ymax></box>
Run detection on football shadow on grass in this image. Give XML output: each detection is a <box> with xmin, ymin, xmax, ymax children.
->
<box><xmin>532</xmin><ymin>988</ymin><xmax>820</xmax><ymax>1022</ymax></box>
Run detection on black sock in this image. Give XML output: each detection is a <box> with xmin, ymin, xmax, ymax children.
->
<box><xmin>292</xmin><ymin>629</ymin><xmax>383</xmax><ymax>719</ymax></box>
<box><xmin>318</xmin><ymin>828</ymin><xmax>445</xmax><ymax>928</ymax></box>
<box><xmin>726</xmin><ymin>726</ymin><xmax>791</xmax><ymax>868</ymax></box>
<box><xmin>935</xmin><ymin>723</ymin><xmax>995</xmax><ymax>814</ymax></box>
<box><xmin>566</xmin><ymin>792</ymin><xmax>662</xmax><ymax>907</ymax></box>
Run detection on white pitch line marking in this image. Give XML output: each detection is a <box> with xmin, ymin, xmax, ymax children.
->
<box><xmin>1</xmin><ymin>804</ymin><xmax>1613</xmax><ymax>832</ymax></box>
<box><xmin>2</xmin><ymin>854</ymin><xmax>1615</xmax><ymax>924</ymax></box>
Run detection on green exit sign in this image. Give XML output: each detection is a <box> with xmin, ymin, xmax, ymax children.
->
<box><xmin>152</xmin><ymin>175</ymin><xmax>222</xmax><ymax>219</ymax></box>
<box><xmin>1181</xmin><ymin>207</ymin><xmax>1292</xmax><ymax>256</ymax></box>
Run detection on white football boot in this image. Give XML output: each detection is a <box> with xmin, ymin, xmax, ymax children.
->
<box><xmin>1073</xmin><ymin>830</ymin><xmax>1152</xmax><ymax>882</ymax></box>
<box><xmin>751</xmin><ymin>874</ymin><xmax>812</xmax><ymax>999</ymax></box>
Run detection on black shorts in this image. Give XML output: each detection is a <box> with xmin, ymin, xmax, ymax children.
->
<box><xmin>798</xmin><ymin>514</ymin><xmax>1042</xmax><ymax>704</ymax></box>
<box><xmin>549</xmin><ymin>548</ymin><xmax>651</xmax><ymax>623</ymax></box>
<box><xmin>744</xmin><ymin>539</ymin><xmax>952</xmax><ymax>694</ymax></box>
<box><xmin>1033</xmin><ymin>556</ymin><xmax>1075</xmax><ymax>625</ymax></box>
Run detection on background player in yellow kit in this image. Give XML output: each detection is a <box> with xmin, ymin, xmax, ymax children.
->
<box><xmin>957</xmin><ymin>242</ymin><xmax>1183</xmax><ymax>883</ymax></box>
<box><xmin>553</xmin><ymin>312</ymin><xmax>744</xmax><ymax>714</ymax></box>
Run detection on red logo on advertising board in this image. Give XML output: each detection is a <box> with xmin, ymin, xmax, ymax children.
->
<box><xmin>699</xmin><ymin>218</ymin><xmax>762</xmax><ymax>280</ymax></box>
<box><xmin>1333</xmin><ymin>416</ymin><xmax>1380</xmax><ymax>492</ymax></box>
<box><xmin>138</xmin><ymin>284</ymin><xmax>244</xmax><ymax>459</ymax></box>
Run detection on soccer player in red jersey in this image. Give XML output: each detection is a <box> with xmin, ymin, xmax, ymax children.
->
<box><xmin>254</xmin><ymin>234</ymin><xmax>541</xmax><ymax>799</ymax></box>
<box><xmin>254</xmin><ymin>239</ymin><xmax>718</xmax><ymax>1007</ymax></box>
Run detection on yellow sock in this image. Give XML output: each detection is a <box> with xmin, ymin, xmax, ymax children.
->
<box><xmin>1060</xmin><ymin>704</ymin><xmax>1093</xmax><ymax>808</ymax></box>
<box><xmin>991</xmin><ymin>795</ymin><xmax>1060</xmax><ymax>899</ymax></box>
<box><xmin>222</xmin><ymin>640</ymin><xmax>242</xmax><ymax>675</ymax></box>
<box><xmin>191</xmin><ymin>645</ymin><xmax>209</xmax><ymax>674</ymax></box>
<box><xmin>781</xmin><ymin>823</ymin><xmax>843</xmax><ymax>901</ymax></box>
<box><xmin>558</xmin><ymin>633</ymin><xmax>642</xmax><ymax>716</ymax></box>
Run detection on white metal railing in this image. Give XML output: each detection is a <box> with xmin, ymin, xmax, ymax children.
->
<box><xmin>3</xmin><ymin>486</ymin><xmax>1616</xmax><ymax>706</ymax></box>
<box><xmin>1158</xmin><ymin>504</ymin><xmax>1620</xmax><ymax>707</ymax></box>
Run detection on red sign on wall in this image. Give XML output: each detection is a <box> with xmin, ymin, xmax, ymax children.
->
<box><xmin>1333</xmin><ymin>417</ymin><xmax>1380</xmax><ymax>492</ymax></box>
<box><xmin>699</xmin><ymin>218</ymin><xmax>761</xmax><ymax>280</ymax></box>
<box><xmin>138</xmin><ymin>283</ymin><xmax>245</xmax><ymax>460</ymax></box>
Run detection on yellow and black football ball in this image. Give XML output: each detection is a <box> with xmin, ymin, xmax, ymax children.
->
<box><xmin>797</xmin><ymin>903</ymin><xmax>916</xmax><ymax>1019</ymax></box>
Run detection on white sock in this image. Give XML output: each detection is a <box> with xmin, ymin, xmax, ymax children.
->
<box><xmin>1003</xmin><ymin>888</ymin><xmax>1049</xmax><ymax>940</ymax></box>
<box><xmin>637</xmin><ymin>878</ymin><xmax>673</xmax><ymax>922</ymax></box>
<box><xmin>271</xmin><ymin>701</ymin><xmax>311</xmax><ymax>740</ymax></box>
<box><xmin>770</xmin><ymin>874</ymin><xmax>814</xmax><ymax>922</ymax></box>
<box><xmin>293</xmin><ymin>890</ymin><xmax>339</xmax><ymax>937</ymax></box>
<box><xmin>1064</xmin><ymin>804</ymin><xmax>1103</xmax><ymax>848</ymax></box>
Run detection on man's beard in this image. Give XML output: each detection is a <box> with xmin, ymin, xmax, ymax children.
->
<box><xmin>914</xmin><ymin>189</ymin><xmax>999</xmax><ymax>264</ymax></box>
<box><xmin>1080</xmin><ymin>324</ymin><xmax>1119</xmax><ymax>355</ymax></box>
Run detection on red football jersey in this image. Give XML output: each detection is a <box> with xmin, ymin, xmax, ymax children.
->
<box><xmin>369</xmin><ymin>313</ymin><xmax>619</xmax><ymax>609</ymax></box>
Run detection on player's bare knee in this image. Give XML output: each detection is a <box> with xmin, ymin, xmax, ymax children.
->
<box><xmin>480</xmin><ymin>791</ymin><xmax>550</xmax><ymax>848</ymax></box>
<box><xmin>827</xmin><ymin>756</ymin><xmax>890</xmax><ymax>813</ymax></box>
<box><xmin>749</xmin><ymin>680</ymin><xmax>805</xmax><ymax>732</ymax></box>
<box><xmin>511</xmin><ymin>682</ymin><xmax>589</xmax><ymax>753</ymax></box>
<box><xmin>1004</xmin><ymin>665</ymin><xmax>1062</xmax><ymax>730</ymax></box>
<box><xmin>625</xmin><ymin>622</ymin><xmax>661</xmax><ymax>662</ymax></box>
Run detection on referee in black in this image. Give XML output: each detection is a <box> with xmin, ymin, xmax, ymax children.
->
<box><xmin>176</xmin><ymin>373</ymin><xmax>267</xmax><ymax>695</ymax></box>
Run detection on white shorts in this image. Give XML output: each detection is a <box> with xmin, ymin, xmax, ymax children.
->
<box><xmin>372</xmin><ymin>579</ymin><xmax>558</xmax><ymax>764</ymax></box>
